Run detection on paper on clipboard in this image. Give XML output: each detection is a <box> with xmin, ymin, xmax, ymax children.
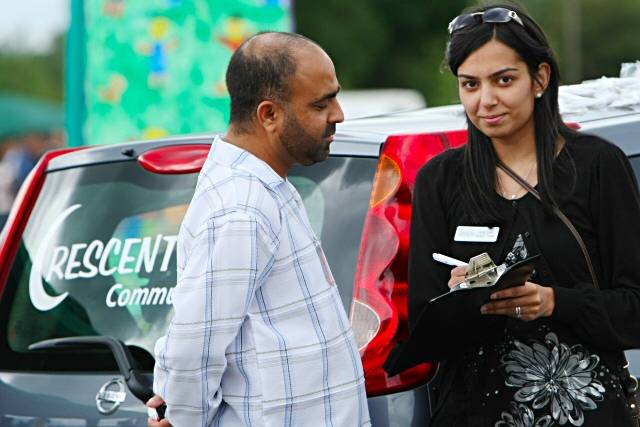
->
<box><xmin>429</xmin><ymin>254</ymin><xmax>539</xmax><ymax>303</ymax></box>
<box><xmin>384</xmin><ymin>254</ymin><xmax>540</xmax><ymax>375</ymax></box>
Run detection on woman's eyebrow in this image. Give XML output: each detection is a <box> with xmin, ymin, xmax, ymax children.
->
<box><xmin>458</xmin><ymin>67</ymin><xmax>519</xmax><ymax>79</ymax></box>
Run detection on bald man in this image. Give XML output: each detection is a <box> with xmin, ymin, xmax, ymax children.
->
<box><xmin>147</xmin><ymin>32</ymin><xmax>370</xmax><ymax>427</ymax></box>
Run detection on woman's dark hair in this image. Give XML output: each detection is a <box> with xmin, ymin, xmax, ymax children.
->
<box><xmin>446</xmin><ymin>1</ymin><xmax>576</xmax><ymax>221</ymax></box>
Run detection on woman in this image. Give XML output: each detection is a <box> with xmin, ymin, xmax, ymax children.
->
<box><xmin>405</xmin><ymin>2</ymin><xmax>640</xmax><ymax>426</ymax></box>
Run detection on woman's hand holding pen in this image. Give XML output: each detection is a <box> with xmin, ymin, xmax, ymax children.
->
<box><xmin>448</xmin><ymin>265</ymin><xmax>468</xmax><ymax>289</ymax></box>
<box><xmin>445</xmin><ymin>262</ymin><xmax>556</xmax><ymax>321</ymax></box>
<box><xmin>432</xmin><ymin>253</ymin><xmax>469</xmax><ymax>289</ymax></box>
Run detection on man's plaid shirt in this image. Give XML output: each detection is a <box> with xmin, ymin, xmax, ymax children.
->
<box><xmin>153</xmin><ymin>137</ymin><xmax>370</xmax><ymax>426</ymax></box>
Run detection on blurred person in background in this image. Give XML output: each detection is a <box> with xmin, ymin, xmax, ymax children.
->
<box><xmin>0</xmin><ymin>93</ymin><xmax>65</xmax><ymax>228</ymax></box>
<box><xmin>0</xmin><ymin>130</ymin><xmax>65</xmax><ymax>229</ymax></box>
<box><xmin>13</xmin><ymin>132</ymin><xmax>53</xmax><ymax>187</ymax></box>
<box><xmin>0</xmin><ymin>136</ymin><xmax>19</xmax><ymax>228</ymax></box>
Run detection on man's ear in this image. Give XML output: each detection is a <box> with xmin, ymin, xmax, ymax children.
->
<box><xmin>256</xmin><ymin>100</ymin><xmax>282</xmax><ymax>134</ymax></box>
<box><xmin>534</xmin><ymin>62</ymin><xmax>551</xmax><ymax>94</ymax></box>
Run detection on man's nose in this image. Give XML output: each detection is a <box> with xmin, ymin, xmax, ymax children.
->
<box><xmin>331</xmin><ymin>99</ymin><xmax>345</xmax><ymax>124</ymax></box>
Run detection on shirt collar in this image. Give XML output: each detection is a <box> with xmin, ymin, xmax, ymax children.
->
<box><xmin>208</xmin><ymin>135</ymin><xmax>286</xmax><ymax>189</ymax></box>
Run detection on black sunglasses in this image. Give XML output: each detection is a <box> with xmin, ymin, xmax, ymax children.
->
<box><xmin>448</xmin><ymin>7</ymin><xmax>524</xmax><ymax>35</ymax></box>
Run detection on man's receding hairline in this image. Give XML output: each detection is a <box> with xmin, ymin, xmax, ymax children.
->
<box><xmin>226</xmin><ymin>32</ymin><xmax>331</xmax><ymax>130</ymax></box>
<box><xmin>238</xmin><ymin>32</ymin><xmax>322</xmax><ymax>60</ymax></box>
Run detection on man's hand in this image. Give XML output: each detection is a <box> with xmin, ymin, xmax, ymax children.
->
<box><xmin>147</xmin><ymin>395</ymin><xmax>171</xmax><ymax>427</ymax></box>
<box><xmin>481</xmin><ymin>282</ymin><xmax>556</xmax><ymax>321</ymax></box>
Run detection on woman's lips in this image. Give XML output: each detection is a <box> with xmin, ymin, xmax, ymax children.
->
<box><xmin>482</xmin><ymin>114</ymin><xmax>506</xmax><ymax>125</ymax></box>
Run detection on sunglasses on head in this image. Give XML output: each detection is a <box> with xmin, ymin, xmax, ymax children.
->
<box><xmin>448</xmin><ymin>7</ymin><xmax>524</xmax><ymax>35</ymax></box>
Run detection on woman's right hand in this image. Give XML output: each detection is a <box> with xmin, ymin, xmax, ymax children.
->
<box><xmin>448</xmin><ymin>265</ymin><xmax>468</xmax><ymax>289</ymax></box>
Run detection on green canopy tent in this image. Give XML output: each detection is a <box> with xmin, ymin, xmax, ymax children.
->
<box><xmin>0</xmin><ymin>93</ymin><xmax>64</xmax><ymax>139</ymax></box>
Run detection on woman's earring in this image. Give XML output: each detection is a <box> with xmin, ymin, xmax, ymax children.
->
<box><xmin>535</xmin><ymin>92</ymin><xmax>543</xmax><ymax>98</ymax></box>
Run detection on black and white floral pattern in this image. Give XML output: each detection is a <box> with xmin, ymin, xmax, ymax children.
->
<box><xmin>496</xmin><ymin>402</ymin><xmax>554</xmax><ymax>427</ymax></box>
<box><xmin>500</xmin><ymin>332</ymin><xmax>605</xmax><ymax>426</ymax></box>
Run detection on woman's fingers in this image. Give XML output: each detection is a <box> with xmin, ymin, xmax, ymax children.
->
<box><xmin>489</xmin><ymin>281</ymin><xmax>536</xmax><ymax>300</ymax></box>
<box><xmin>481</xmin><ymin>302</ymin><xmax>539</xmax><ymax>322</ymax></box>
<box><xmin>481</xmin><ymin>295</ymin><xmax>538</xmax><ymax>315</ymax></box>
<box><xmin>451</xmin><ymin>265</ymin><xmax>468</xmax><ymax>277</ymax></box>
<box><xmin>448</xmin><ymin>265</ymin><xmax>469</xmax><ymax>288</ymax></box>
<box><xmin>480</xmin><ymin>282</ymin><xmax>553</xmax><ymax>321</ymax></box>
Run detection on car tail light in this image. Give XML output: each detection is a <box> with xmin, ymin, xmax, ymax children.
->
<box><xmin>138</xmin><ymin>144</ymin><xmax>210</xmax><ymax>174</ymax></box>
<box><xmin>0</xmin><ymin>148</ymin><xmax>86</xmax><ymax>298</ymax></box>
<box><xmin>350</xmin><ymin>130</ymin><xmax>468</xmax><ymax>396</ymax></box>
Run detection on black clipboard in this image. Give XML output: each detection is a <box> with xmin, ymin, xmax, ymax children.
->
<box><xmin>384</xmin><ymin>254</ymin><xmax>539</xmax><ymax>376</ymax></box>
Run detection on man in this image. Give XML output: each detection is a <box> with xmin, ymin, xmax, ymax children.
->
<box><xmin>147</xmin><ymin>32</ymin><xmax>370</xmax><ymax>426</ymax></box>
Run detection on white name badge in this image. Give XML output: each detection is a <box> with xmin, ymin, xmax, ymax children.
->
<box><xmin>454</xmin><ymin>226</ymin><xmax>500</xmax><ymax>243</ymax></box>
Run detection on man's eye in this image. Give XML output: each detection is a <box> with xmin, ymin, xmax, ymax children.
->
<box><xmin>314</xmin><ymin>103</ymin><xmax>328</xmax><ymax>110</ymax></box>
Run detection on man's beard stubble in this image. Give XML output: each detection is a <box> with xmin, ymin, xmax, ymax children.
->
<box><xmin>281</xmin><ymin>112</ymin><xmax>335</xmax><ymax>166</ymax></box>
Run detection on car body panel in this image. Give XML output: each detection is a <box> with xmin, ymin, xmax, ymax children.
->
<box><xmin>0</xmin><ymin>372</ymin><xmax>148</xmax><ymax>425</ymax></box>
<box><xmin>2</xmin><ymin>102</ymin><xmax>640</xmax><ymax>425</ymax></box>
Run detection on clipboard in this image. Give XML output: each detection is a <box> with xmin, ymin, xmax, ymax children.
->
<box><xmin>384</xmin><ymin>254</ymin><xmax>540</xmax><ymax>376</ymax></box>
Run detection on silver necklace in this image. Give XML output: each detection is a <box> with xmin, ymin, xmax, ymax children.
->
<box><xmin>498</xmin><ymin>161</ymin><xmax>536</xmax><ymax>199</ymax></box>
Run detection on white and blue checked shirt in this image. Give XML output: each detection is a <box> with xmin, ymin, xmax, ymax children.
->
<box><xmin>153</xmin><ymin>137</ymin><xmax>370</xmax><ymax>426</ymax></box>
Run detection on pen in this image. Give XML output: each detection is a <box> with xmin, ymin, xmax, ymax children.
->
<box><xmin>432</xmin><ymin>253</ymin><xmax>467</xmax><ymax>267</ymax></box>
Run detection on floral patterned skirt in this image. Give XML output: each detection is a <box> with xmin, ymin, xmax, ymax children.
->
<box><xmin>430</xmin><ymin>324</ymin><xmax>635</xmax><ymax>427</ymax></box>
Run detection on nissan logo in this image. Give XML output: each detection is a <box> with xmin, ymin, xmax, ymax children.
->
<box><xmin>96</xmin><ymin>378</ymin><xmax>127</xmax><ymax>415</ymax></box>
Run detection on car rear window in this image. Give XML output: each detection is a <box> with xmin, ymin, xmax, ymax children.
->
<box><xmin>290</xmin><ymin>156</ymin><xmax>378</xmax><ymax>308</ymax></box>
<box><xmin>0</xmin><ymin>154</ymin><xmax>376</xmax><ymax>370</ymax></box>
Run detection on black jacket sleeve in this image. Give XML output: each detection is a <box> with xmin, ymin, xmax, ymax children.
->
<box><xmin>552</xmin><ymin>142</ymin><xmax>640</xmax><ymax>350</ymax></box>
<box><xmin>408</xmin><ymin>157</ymin><xmax>456</xmax><ymax>330</ymax></box>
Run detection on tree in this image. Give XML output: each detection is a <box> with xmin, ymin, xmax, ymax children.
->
<box><xmin>0</xmin><ymin>33</ymin><xmax>65</xmax><ymax>103</ymax></box>
<box><xmin>2</xmin><ymin>1</ymin><xmax>638</xmax><ymax>108</ymax></box>
<box><xmin>298</xmin><ymin>0</ymin><xmax>640</xmax><ymax>105</ymax></box>
<box><xmin>526</xmin><ymin>0</ymin><xmax>640</xmax><ymax>83</ymax></box>
<box><xmin>296</xmin><ymin>0</ymin><xmax>466</xmax><ymax>106</ymax></box>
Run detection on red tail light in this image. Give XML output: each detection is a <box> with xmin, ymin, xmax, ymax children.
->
<box><xmin>0</xmin><ymin>148</ymin><xmax>86</xmax><ymax>298</ymax></box>
<box><xmin>350</xmin><ymin>130</ymin><xmax>468</xmax><ymax>396</ymax></box>
<box><xmin>138</xmin><ymin>144</ymin><xmax>211</xmax><ymax>174</ymax></box>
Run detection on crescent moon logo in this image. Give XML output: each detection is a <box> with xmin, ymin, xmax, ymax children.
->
<box><xmin>29</xmin><ymin>204</ymin><xmax>82</xmax><ymax>311</ymax></box>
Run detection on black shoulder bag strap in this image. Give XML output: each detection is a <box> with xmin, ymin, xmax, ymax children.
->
<box><xmin>497</xmin><ymin>162</ymin><xmax>599</xmax><ymax>289</ymax></box>
<box><xmin>497</xmin><ymin>160</ymin><xmax>639</xmax><ymax>423</ymax></box>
